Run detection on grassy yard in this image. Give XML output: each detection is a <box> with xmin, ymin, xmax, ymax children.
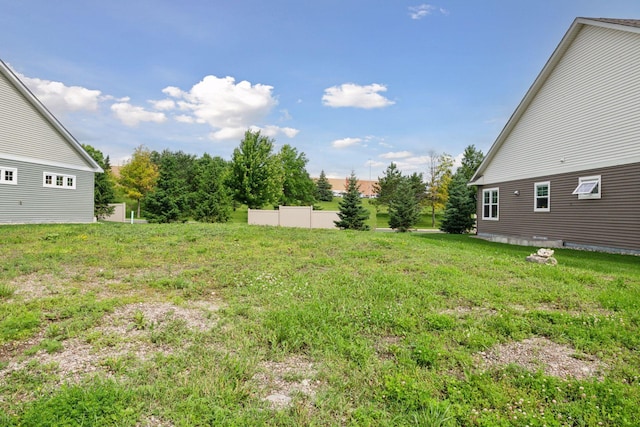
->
<box><xmin>1</xmin><ymin>223</ymin><xmax>639</xmax><ymax>426</ymax></box>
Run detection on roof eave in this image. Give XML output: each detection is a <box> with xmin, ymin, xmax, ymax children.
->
<box><xmin>470</xmin><ymin>17</ymin><xmax>588</xmax><ymax>184</ymax></box>
<box><xmin>0</xmin><ymin>60</ymin><xmax>103</xmax><ymax>173</ymax></box>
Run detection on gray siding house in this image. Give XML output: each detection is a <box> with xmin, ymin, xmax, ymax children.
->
<box><xmin>0</xmin><ymin>59</ymin><xmax>103</xmax><ymax>224</ymax></box>
<box><xmin>469</xmin><ymin>18</ymin><xmax>640</xmax><ymax>254</ymax></box>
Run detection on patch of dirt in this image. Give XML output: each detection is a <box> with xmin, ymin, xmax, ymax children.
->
<box><xmin>0</xmin><ymin>301</ymin><xmax>220</xmax><ymax>386</ymax></box>
<box><xmin>136</xmin><ymin>415</ymin><xmax>175</xmax><ymax>427</ymax></box>
<box><xmin>98</xmin><ymin>301</ymin><xmax>218</xmax><ymax>335</ymax></box>
<box><xmin>477</xmin><ymin>337</ymin><xmax>606</xmax><ymax>380</ymax></box>
<box><xmin>440</xmin><ymin>306</ymin><xmax>498</xmax><ymax>317</ymax></box>
<box><xmin>253</xmin><ymin>356</ymin><xmax>320</xmax><ymax>409</ymax></box>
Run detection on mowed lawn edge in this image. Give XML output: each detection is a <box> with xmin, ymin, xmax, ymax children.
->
<box><xmin>1</xmin><ymin>222</ymin><xmax>639</xmax><ymax>426</ymax></box>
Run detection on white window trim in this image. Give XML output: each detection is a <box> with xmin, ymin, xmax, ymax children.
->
<box><xmin>534</xmin><ymin>181</ymin><xmax>550</xmax><ymax>212</ymax></box>
<box><xmin>0</xmin><ymin>166</ymin><xmax>18</xmax><ymax>185</ymax></box>
<box><xmin>572</xmin><ymin>175</ymin><xmax>601</xmax><ymax>199</ymax></box>
<box><xmin>482</xmin><ymin>188</ymin><xmax>499</xmax><ymax>220</ymax></box>
<box><xmin>43</xmin><ymin>172</ymin><xmax>76</xmax><ymax>189</ymax></box>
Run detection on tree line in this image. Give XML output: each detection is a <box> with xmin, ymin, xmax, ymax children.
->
<box><xmin>83</xmin><ymin>130</ymin><xmax>484</xmax><ymax>232</ymax></box>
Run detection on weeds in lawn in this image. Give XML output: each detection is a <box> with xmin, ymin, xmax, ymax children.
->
<box><xmin>0</xmin><ymin>222</ymin><xmax>639</xmax><ymax>425</ymax></box>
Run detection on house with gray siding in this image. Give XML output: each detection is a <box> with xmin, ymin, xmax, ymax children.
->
<box><xmin>0</xmin><ymin>59</ymin><xmax>103</xmax><ymax>223</ymax></box>
<box><xmin>469</xmin><ymin>18</ymin><xmax>640</xmax><ymax>254</ymax></box>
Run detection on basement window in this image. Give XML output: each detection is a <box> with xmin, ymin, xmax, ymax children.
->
<box><xmin>572</xmin><ymin>175</ymin><xmax>601</xmax><ymax>199</ymax></box>
<box><xmin>0</xmin><ymin>166</ymin><xmax>17</xmax><ymax>185</ymax></box>
<box><xmin>534</xmin><ymin>181</ymin><xmax>550</xmax><ymax>212</ymax></box>
<box><xmin>43</xmin><ymin>172</ymin><xmax>76</xmax><ymax>189</ymax></box>
<box><xmin>482</xmin><ymin>188</ymin><xmax>499</xmax><ymax>220</ymax></box>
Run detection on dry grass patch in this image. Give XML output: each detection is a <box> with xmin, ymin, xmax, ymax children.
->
<box><xmin>0</xmin><ymin>301</ymin><xmax>220</xmax><ymax>388</ymax></box>
<box><xmin>253</xmin><ymin>355</ymin><xmax>320</xmax><ymax>409</ymax></box>
<box><xmin>477</xmin><ymin>337</ymin><xmax>606</xmax><ymax>380</ymax></box>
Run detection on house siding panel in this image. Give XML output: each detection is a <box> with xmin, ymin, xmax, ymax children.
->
<box><xmin>0</xmin><ymin>159</ymin><xmax>95</xmax><ymax>223</ymax></box>
<box><xmin>482</xmin><ymin>25</ymin><xmax>640</xmax><ymax>185</ymax></box>
<box><xmin>0</xmin><ymin>72</ymin><xmax>89</xmax><ymax>167</ymax></box>
<box><xmin>477</xmin><ymin>162</ymin><xmax>640</xmax><ymax>251</ymax></box>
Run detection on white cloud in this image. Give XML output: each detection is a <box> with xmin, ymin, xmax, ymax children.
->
<box><xmin>110</xmin><ymin>102</ymin><xmax>167</xmax><ymax>126</ymax></box>
<box><xmin>409</xmin><ymin>4</ymin><xmax>448</xmax><ymax>20</ymax></box>
<box><xmin>322</xmin><ymin>83</ymin><xmax>395</xmax><ymax>109</ymax></box>
<box><xmin>149</xmin><ymin>99</ymin><xmax>176</xmax><ymax>110</ymax></box>
<box><xmin>160</xmin><ymin>75</ymin><xmax>299</xmax><ymax>141</ymax></box>
<box><xmin>394</xmin><ymin>156</ymin><xmax>431</xmax><ymax>172</ymax></box>
<box><xmin>162</xmin><ymin>86</ymin><xmax>184</xmax><ymax>98</ymax></box>
<box><xmin>332</xmin><ymin>137</ymin><xmax>362</xmax><ymax>148</ymax></box>
<box><xmin>18</xmin><ymin>73</ymin><xmax>102</xmax><ymax>113</ymax></box>
<box><xmin>380</xmin><ymin>151</ymin><xmax>412</xmax><ymax>159</ymax></box>
<box><xmin>175</xmin><ymin>114</ymin><xmax>196</xmax><ymax>124</ymax></box>
<box><xmin>249</xmin><ymin>125</ymin><xmax>300</xmax><ymax>139</ymax></box>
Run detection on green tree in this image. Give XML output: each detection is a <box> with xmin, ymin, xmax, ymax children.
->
<box><xmin>424</xmin><ymin>151</ymin><xmax>453</xmax><ymax>228</ymax></box>
<box><xmin>335</xmin><ymin>172</ymin><xmax>370</xmax><ymax>231</ymax></box>
<box><xmin>193</xmin><ymin>154</ymin><xmax>232</xmax><ymax>223</ymax></box>
<box><xmin>441</xmin><ymin>145</ymin><xmax>484</xmax><ymax>234</ymax></box>
<box><xmin>151</xmin><ymin>150</ymin><xmax>197</xmax><ymax>213</ymax></box>
<box><xmin>143</xmin><ymin>152</ymin><xmax>189</xmax><ymax>223</ymax></box>
<box><xmin>372</xmin><ymin>162</ymin><xmax>402</xmax><ymax>209</ymax></box>
<box><xmin>229</xmin><ymin>130</ymin><xmax>283</xmax><ymax>209</ymax></box>
<box><xmin>278</xmin><ymin>144</ymin><xmax>316</xmax><ymax>206</ymax></box>
<box><xmin>315</xmin><ymin>170</ymin><xmax>333</xmax><ymax>202</ymax></box>
<box><xmin>118</xmin><ymin>145</ymin><xmax>158</xmax><ymax>218</ymax></box>
<box><xmin>388</xmin><ymin>177</ymin><xmax>421</xmax><ymax>232</ymax></box>
<box><xmin>440</xmin><ymin>173</ymin><xmax>477</xmax><ymax>233</ymax></box>
<box><xmin>82</xmin><ymin>144</ymin><xmax>116</xmax><ymax>220</ymax></box>
<box><xmin>405</xmin><ymin>172</ymin><xmax>426</xmax><ymax>205</ymax></box>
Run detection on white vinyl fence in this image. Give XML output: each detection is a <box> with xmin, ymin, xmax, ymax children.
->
<box><xmin>102</xmin><ymin>203</ymin><xmax>127</xmax><ymax>222</ymax></box>
<box><xmin>248</xmin><ymin>206</ymin><xmax>339</xmax><ymax>229</ymax></box>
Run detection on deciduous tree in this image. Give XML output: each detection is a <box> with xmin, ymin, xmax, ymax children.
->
<box><xmin>118</xmin><ymin>145</ymin><xmax>158</xmax><ymax>218</ymax></box>
<box><xmin>424</xmin><ymin>151</ymin><xmax>453</xmax><ymax>228</ymax></box>
<box><xmin>229</xmin><ymin>130</ymin><xmax>283</xmax><ymax>209</ymax></box>
<box><xmin>278</xmin><ymin>144</ymin><xmax>316</xmax><ymax>206</ymax></box>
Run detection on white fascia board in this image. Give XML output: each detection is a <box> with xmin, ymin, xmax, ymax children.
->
<box><xmin>0</xmin><ymin>152</ymin><xmax>102</xmax><ymax>173</ymax></box>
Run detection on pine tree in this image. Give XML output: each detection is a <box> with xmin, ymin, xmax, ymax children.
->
<box><xmin>335</xmin><ymin>172</ymin><xmax>370</xmax><ymax>231</ymax></box>
<box><xmin>372</xmin><ymin>162</ymin><xmax>402</xmax><ymax>209</ymax></box>
<box><xmin>440</xmin><ymin>173</ymin><xmax>476</xmax><ymax>233</ymax></box>
<box><xmin>388</xmin><ymin>177</ymin><xmax>421</xmax><ymax>232</ymax></box>
<box><xmin>143</xmin><ymin>154</ymin><xmax>188</xmax><ymax>223</ymax></box>
<box><xmin>82</xmin><ymin>144</ymin><xmax>116</xmax><ymax>220</ymax></box>
<box><xmin>440</xmin><ymin>145</ymin><xmax>484</xmax><ymax>234</ymax></box>
<box><xmin>193</xmin><ymin>154</ymin><xmax>232</xmax><ymax>223</ymax></box>
<box><xmin>315</xmin><ymin>170</ymin><xmax>333</xmax><ymax>202</ymax></box>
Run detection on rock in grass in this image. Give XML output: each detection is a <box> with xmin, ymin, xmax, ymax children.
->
<box><xmin>526</xmin><ymin>248</ymin><xmax>558</xmax><ymax>265</ymax></box>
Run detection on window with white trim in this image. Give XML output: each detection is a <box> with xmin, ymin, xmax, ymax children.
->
<box><xmin>572</xmin><ymin>175</ymin><xmax>600</xmax><ymax>199</ymax></box>
<box><xmin>43</xmin><ymin>172</ymin><xmax>76</xmax><ymax>189</ymax></box>
<box><xmin>482</xmin><ymin>188</ymin><xmax>499</xmax><ymax>220</ymax></box>
<box><xmin>534</xmin><ymin>181</ymin><xmax>550</xmax><ymax>212</ymax></box>
<box><xmin>0</xmin><ymin>166</ymin><xmax>17</xmax><ymax>185</ymax></box>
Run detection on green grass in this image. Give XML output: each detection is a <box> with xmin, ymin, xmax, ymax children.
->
<box><xmin>1</xmin><ymin>222</ymin><xmax>639</xmax><ymax>426</ymax></box>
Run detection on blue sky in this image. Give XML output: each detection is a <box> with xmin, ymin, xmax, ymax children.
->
<box><xmin>2</xmin><ymin>1</ymin><xmax>640</xmax><ymax>180</ymax></box>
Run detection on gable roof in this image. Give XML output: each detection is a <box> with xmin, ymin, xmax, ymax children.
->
<box><xmin>0</xmin><ymin>59</ymin><xmax>103</xmax><ymax>173</ymax></box>
<box><xmin>469</xmin><ymin>18</ymin><xmax>640</xmax><ymax>185</ymax></box>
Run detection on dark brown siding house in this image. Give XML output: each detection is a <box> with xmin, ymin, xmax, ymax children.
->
<box><xmin>469</xmin><ymin>18</ymin><xmax>640</xmax><ymax>254</ymax></box>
